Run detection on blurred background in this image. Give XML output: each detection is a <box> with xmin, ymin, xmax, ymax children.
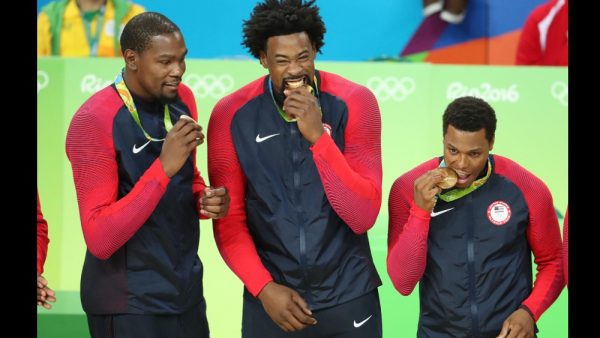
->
<box><xmin>37</xmin><ymin>0</ymin><xmax>555</xmax><ymax>63</ymax></box>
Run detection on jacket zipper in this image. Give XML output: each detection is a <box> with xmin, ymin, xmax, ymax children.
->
<box><xmin>467</xmin><ymin>193</ymin><xmax>480</xmax><ymax>337</ymax></box>
<box><xmin>290</xmin><ymin>124</ymin><xmax>312</xmax><ymax>305</ymax></box>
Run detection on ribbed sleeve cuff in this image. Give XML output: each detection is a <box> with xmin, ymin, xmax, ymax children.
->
<box><xmin>410</xmin><ymin>200</ymin><xmax>432</xmax><ymax>220</ymax></box>
<box><xmin>148</xmin><ymin>158</ymin><xmax>171</xmax><ymax>189</ymax></box>
<box><xmin>309</xmin><ymin>131</ymin><xmax>334</xmax><ymax>155</ymax></box>
<box><xmin>248</xmin><ymin>275</ymin><xmax>274</xmax><ymax>297</ymax></box>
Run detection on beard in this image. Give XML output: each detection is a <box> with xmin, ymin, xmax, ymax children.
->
<box><xmin>273</xmin><ymin>85</ymin><xmax>286</xmax><ymax>108</ymax></box>
<box><xmin>158</xmin><ymin>93</ymin><xmax>179</xmax><ymax>105</ymax></box>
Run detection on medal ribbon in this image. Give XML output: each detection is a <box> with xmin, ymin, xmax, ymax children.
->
<box><xmin>437</xmin><ymin>157</ymin><xmax>492</xmax><ymax>202</ymax></box>
<box><xmin>114</xmin><ymin>70</ymin><xmax>173</xmax><ymax>141</ymax></box>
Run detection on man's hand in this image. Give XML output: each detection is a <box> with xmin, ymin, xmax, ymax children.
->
<box><xmin>413</xmin><ymin>169</ymin><xmax>444</xmax><ymax>211</ymax></box>
<box><xmin>37</xmin><ymin>274</ymin><xmax>56</xmax><ymax>309</ymax></box>
<box><xmin>160</xmin><ymin>115</ymin><xmax>204</xmax><ymax>177</ymax></box>
<box><xmin>496</xmin><ymin>308</ymin><xmax>535</xmax><ymax>338</ymax></box>
<box><xmin>199</xmin><ymin>186</ymin><xmax>230</xmax><ymax>219</ymax></box>
<box><xmin>283</xmin><ymin>86</ymin><xmax>323</xmax><ymax>144</ymax></box>
<box><xmin>257</xmin><ymin>281</ymin><xmax>317</xmax><ymax>332</ymax></box>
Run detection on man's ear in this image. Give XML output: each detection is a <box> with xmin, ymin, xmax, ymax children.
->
<box><xmin>124</xmin><ymin>49</ymin><xmax>138</xmax><ymax>71</ymax></box>
<box><xmin>259</xmin><ymin>51</ymin><xmax>268</xmax><ymax>69</ymax></box>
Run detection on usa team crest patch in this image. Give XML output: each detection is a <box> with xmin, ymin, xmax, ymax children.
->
<box><xmin>487</xmin><ymin>201</ymin><xmax>511</xmax><ymax>226</ymax></box>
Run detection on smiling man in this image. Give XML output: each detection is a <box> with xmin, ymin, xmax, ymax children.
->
<box><xmin>207</xmin><ymin>1</ymin><xmax>383</xmax><ymax>337</ymax></box>
<box><xmin>66</xmin><ymin>12</ymin><xmax>229</xmax><ymax>338</ymax></box>
<box><xmin>387</xmin><ymin>96</ymin><xmax>564</xmax><ymax>338</ymax></box>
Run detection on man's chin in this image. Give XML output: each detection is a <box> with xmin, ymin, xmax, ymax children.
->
<box><xmin>455</xmin><ymin>181</ymin><xmax>472</xmax><ymax>189</ymax></box>
<box><xmin>159</xmin><ymin>94</ymin><xmax>178</xmax><ymax>104</ymax></box>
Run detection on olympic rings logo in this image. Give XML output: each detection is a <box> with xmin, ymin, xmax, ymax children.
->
<box><xmin>367</xmin><ymin>76</ymin><xmax>416</xmax><ymax>101</ymax></box>
<box><xmin>550</xmin><ymin>81</ymin><xmax>568</xmax><ymax>107</ymax></box>
<box><xmin>37</xmin><ymin>71</ymin><xmax>49</xmax><ymax>94</ymax></box>
<box><xmin>183</xmin><ymin>74</ymin><xmax>235</xmax><ymax>99</ymax></box>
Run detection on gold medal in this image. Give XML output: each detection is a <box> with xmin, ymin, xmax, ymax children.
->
<box><xmin>287</xmin><ymin>81</ymin><xmax>303</xmax><ymax>89</ymax></box>
<box><xmin>286</xmin><ymin>81</ymin><xmax>314</xmax><ymax>95</ymax></box>
<box><xmin>437</xmin><ymin>167</ymin><xmax>458</xmax><ymax>189</ymax></box>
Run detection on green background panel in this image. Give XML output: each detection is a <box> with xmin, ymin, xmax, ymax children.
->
<box><xmin>37</xmin><ymin>58</ymin><xmax>567</xmax><ymax>338</ymax></box>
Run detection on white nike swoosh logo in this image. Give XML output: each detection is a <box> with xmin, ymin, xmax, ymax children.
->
<box><xmin>255</xmin><ymin>133</ymin><xmax>280</xmax><ymax>143</ymax></box>
<box><xmin>430</xmin><ymin>207</ymin><xmax>455</xmax><ymax>217</ymax></box>
<box><xmin>353</xmin><ymin>315</ymin><xmax>372</xmax><ymax>328</ymax></box>
<box><xmin>132</xmin><ymin>140</ymin><xmax>151</xmax><ymax>154</ymax></box>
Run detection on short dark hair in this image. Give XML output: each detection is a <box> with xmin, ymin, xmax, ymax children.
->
<box><xmin>443</xmin><ymin>96</ymin><xmax>497</xmax><ymax>142</ymax></box>
<box><xmin>242</xmin><ymin>0</ymin><xmax>326</xmax><ymax>59</ymax></box>
<box><xmin>120</xmin><ymin>12</ymin><xmax>181</xmax><ymax>54</ymax></box>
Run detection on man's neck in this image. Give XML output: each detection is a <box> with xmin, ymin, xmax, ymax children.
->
<box><xmin>77</xmin><ymin>0</ymin><xmax>107</xmax><ymax>13</ymax></box>
<box><xmin>122</xmin><ymin>71</ymin><xmax>155</xmax><ymax>104</ymax></box>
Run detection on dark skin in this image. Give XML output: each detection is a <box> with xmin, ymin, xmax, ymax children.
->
<box><xmin>255</xmin><ymin>32</ymin><xmax>323</xmax><ymax>331</ymax></box>
<box><xmin>257</xmin><ymin>281</ymin><xmax>317</xmax><ymax>332</ymax></box>
<box><xmin>37</xmin><ymin>274</ymin><xmax>56</xmax><ymax>309</ymax></box>
<box><xmin>414</xmin><ymin>126</ymin><xmax>534</xmax><ymax>337</ymax></box>
<box><xmin>283</xmin><ymin>85</ymin><xmax>323</xmax><ymax>144</ymax></box>
<box><xmin>260</xmin><ymin>32</ymin><xmax>324</xmax><ymax>145</ymax></box>
<box><xmin>123</xmin><ymin>32</ymin><xmax>229</xmax><ymax>217</ymax></box>
<box><xmin>414</xmin><ymin>125</ymin><xmax>494</xmax><ymax>212</ymax></box>
<box><xmin>496</xmin><ymin>308</ymin><xmax>535</xmax><ymax>338</ymax></box>
<box><xmin>413</xmin><ymin>169</ymin><xmax>444</xmax><ymax>212</ymax></box>
<box><xmin>159</xmin><ymin>116</ymin><xmax>203</xmax><ymax>178</ymax></box>
<box><xmin>123</xmin><ymin>32</ymin><xmax>187</xmax><ymax>104</ymax></box>
<box><xmin>199</xmin><ymin>186</ymin><xmax>230</xmax><ymax>219</ymax></box>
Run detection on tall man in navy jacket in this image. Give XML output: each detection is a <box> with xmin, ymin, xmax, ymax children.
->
<box><xmin>66</xmin><ymin>12</ymin><xmax>229</xmax><ymax>338</ymax></box>
<box><xmin>387</xmin><ymin>96</ymin><xmax>564</xmax><ymax>338</ymax></box>
<box><xmin>207</xmin><ymin>1</ymin><xmax>383</xmax><ymax>337</ymax></box>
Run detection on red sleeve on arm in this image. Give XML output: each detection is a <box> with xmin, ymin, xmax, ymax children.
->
<box><xmin>563</xmin><ymin>207</ymin><xmax>568</xmax><ymax>287</ymax></box>
<box><xmin>311</xmin><ymin>81</ymin><xmax>382</xmax><ymax>234</ymax></box>
<box><xmin>37</xmin><ymin>191</ymin><xmax>49</xmax><ymax>274</ymax></box>
<box><xmin>178</xmin><ymin>84</ymin><xmax>207</xmax><ymax>218</ymax></box>
<box><xmin>207</xmin><ymin>83</ymin><xmax>273</xmax><ymax>297</ymax></box>
<box><xmin>495</xmin><ymin>156</ymin><xmax>564</xmax><ymax>321</ymax></box>
<box><xmin>66</xmin><ymin>90</ymin><xmax>171</xmax><ymax>260</ymax></box>
<box><xmin>387</xmin><ymin>160</ymin><xmax>437</xmax><ymax>295</ymax></box>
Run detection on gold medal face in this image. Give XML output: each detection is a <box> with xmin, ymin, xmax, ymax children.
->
<box><xmin>437</xmin><ymin>167</ymin><xmax>458</xmax><ymax>189</ymax></box>
<box><xmin>287</xmin><ymin>81</ymin><xmax>303</xmax><ymax>89</ymax></box>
